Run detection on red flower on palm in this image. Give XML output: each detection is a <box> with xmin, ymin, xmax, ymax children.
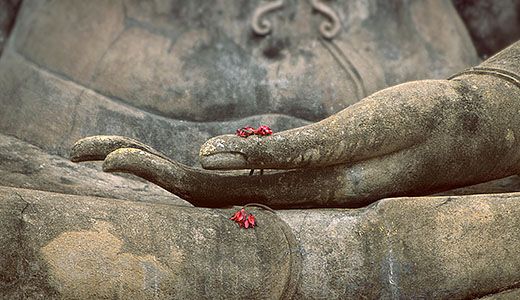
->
<box><xmin>245</xmin><ymin>214</ymin><xmax>256</xmax><ymax>228</ymax></box>
<box><xmin>230</xmin><ymin>208</ymin><xmax>246</xmax><ymax>223</ymax></box>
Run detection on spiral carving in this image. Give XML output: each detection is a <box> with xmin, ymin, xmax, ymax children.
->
<box><xmin>310</xmin><ymin>0</ymin><xmax>341</xmax><ymax>39</ymax></box>
<box><xmin>251</xmin><ymin>0</ymin><xmax>285</xmax><ymax>36</ymax></box>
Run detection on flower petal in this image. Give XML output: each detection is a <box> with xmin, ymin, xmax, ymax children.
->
<box><xmin>248</xmin><ymin>214</ymin><xmax>256</xmax><ymax>228</ymax></box>
<box><xmin>254</xmin><ymin>125</ymin><xmax>273</xmax><ymax>136</ymax></box>
<box><xmin>236</xmin><ymin>126</ymin><xmax>256</xmax><ymax>137</ymax></box>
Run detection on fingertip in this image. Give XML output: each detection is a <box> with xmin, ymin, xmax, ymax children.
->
<box><xmin>199</xmin><ymin>134</ymin><xmax>237</xmax><ymax>156</ymax></box>
<box><xmin>102</xmin><ymin>148</ymin><xmax>144</xmax><ymax>172</ymax></box>
<box><xmin>200</xmin><ymin>152</ymin><xmax>248</xmax><ymax>170</ymax></box>
<box><xmin>199</xmin><ymin>134</ymin><xmax>254</xmax><ymax>169</ymax></box>
<box><xmin>69</xmin><ymin>137</ymin><xmax>103</xmax><ymax>162</ymax></box>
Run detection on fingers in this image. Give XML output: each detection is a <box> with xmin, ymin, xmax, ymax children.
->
<box><xmin>102</xmin><ymin>148</ymin><xmax>196</xmax><ymax>201</ymax></box>
<box><xmin>70</xmin><ymin>135</ymin><xmax>170</xmax><ymax>162</ymax></box>
<box><xmin>98</xmin><ymin>146</ymin><xmax>432</xmax><ymax>209</ymax></box>
<box><xmin>71</xmin><ymin>136</ymin><xmax>357</xmax><ymax>207</ymax></box>
<box><xmin>198</xmin><ymin>134</ymin><xmax>251</xmax><ymax>170</ymax></box>
<box><xmin>101</xmin><ymin>147</ymin><xmax>347</xmax><ymax>208</ymax></box>
<box><xmin>200</xmin><ymin>80</ymin><xmax>457</xmax><ymax>170</ymax></box>
<box><xmin>78</xmin><ymin>139</ymin><xmax>509</xmax><ymax>209</ymax></box>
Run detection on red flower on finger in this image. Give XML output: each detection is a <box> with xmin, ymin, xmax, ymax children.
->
<box><xmin>254</xmin><ymin>125</ymin><xmax>273</xmax><ymax>136</ymax></box>
<box><xmin>236</xmin><ymin>126</ymin><xmax>256</xmax><ymax>137</ymax></box>
<box><xmin>236</xmin><ymin>125</ymin><xmax>273</xmax><ymax>138</ymax></box>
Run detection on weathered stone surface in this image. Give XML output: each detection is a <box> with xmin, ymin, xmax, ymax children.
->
<box><xmin>0</xmin><ymin>0</ymin><xmax>478</xmax><ymax>165</ymax></box>
<box><xmin>0</xmin><ymin>133</ymin><xmax>189</xmax><ymax>206</ymax></box>
<box><xmin>11</xmin><ymin>0</ymin><xmax>477</xmax><ymax>120</ymax></box>
<box><xmin>0</xmin><ymin>187</ymin><xmax>298</xmax><ymax>299</ymax></box>
<box><xmin>69</xmin><ymin>132</ymin><xmax>520</xmax><ymax>209</ymax></box>
<box><xmin>438</xmin><ymin>175</ymin><xmax>520</xmax><ymax>196</ymax></box>
<box><xmin>65</xmin><ymin>40</ymin><xmax>520</xmax><ymax>209</ymax></box>
<box><xmin>286</xmin><ymin>193</ymin><xmax>520</xmax><ymax>299</ymax></box>
<box><xmin>0</xmin><ymin>49</ymin><xmax>310</xmax><ymax>166</ymax></box>
<box><xmin>2</xmin><ymin>186</ymin><xmax>520</xmax><ymax>299</ymax></box>
<box><xmin>113</xmin><ymin>41</ymin><xmax>518</xmax><ymax>208</ymax></box>
<box><xmin>0</xmin><ymin>1</ymin><xmax>518</xmax><ymax>298</ymax></box>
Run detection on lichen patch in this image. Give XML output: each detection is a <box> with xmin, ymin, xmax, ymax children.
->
<box><xmin>41</xmin><ymin>220</ymin><xmax>179</xmax><ymax>298</ymax></box>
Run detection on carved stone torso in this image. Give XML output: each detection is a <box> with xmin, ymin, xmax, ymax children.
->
<box><xmin>0</xmin><ymin>0</ymin><xmax>478</xmax><ymax>165</ymax></box>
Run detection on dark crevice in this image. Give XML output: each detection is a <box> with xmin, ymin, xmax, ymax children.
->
<box><xmin>0</xmin><ymin>0</ymin><xmax>22</xmax><ymax>58</ymax></box>
<box><xmin>469</xmin><ymin>281</ymin><xmax>520</xmax><ymax>299</ymax></box>
<box><xmin>452</xmin><ymin>0</ymin><xmax>520</xmax><ymax>59</ymax></box>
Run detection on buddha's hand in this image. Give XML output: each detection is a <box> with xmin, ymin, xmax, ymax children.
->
<box><xmin>70</xmin><ymin>77</ymin><xmax>520</xmax><ymax>208</ymax></box>
<box><xmin>73</xmin><ymin>42</ymin><xmax>520</xmax><ymax>208</ymax></box>
<box><xmin>200</xmin><ymin>47</ymin><xmax>520</xmax><ymax>203</ymax></box>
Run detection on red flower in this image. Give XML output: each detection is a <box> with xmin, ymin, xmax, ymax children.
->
<box><xmin>236</xmin><ymin>126</ymin><xmax>256</xmax><ymax>137</ymax></box>
<box><xmin>230</xmin><ymin>208</ymin><xmax>256</xmax><ymax>229</ymax></box>
<box><xmin>230</xmin><ymin>208</ymin><xmax>246</xmax><ymax>222</ymax></box>
<box><xmin>245</xmin><ymin>214</ymin><xmax>256</xmax><ymax>228</ymax></box>
<box><xmin>254</xmin><ymin>125</ymin><xmax>273</xmax><ymax>136</ymax></box>
<box><xmin>236</xmin><ymin>125</ymin><xmax>273</xmax><ymax>138</ymax></box>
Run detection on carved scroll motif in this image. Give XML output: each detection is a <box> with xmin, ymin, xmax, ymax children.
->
<box><xmin>251</xmin><ymin>0</ymin><xmax>285</xmax><ymax>36</ymax></box>
<box><xmin>310</xmin><ymin>0</ymin><xmax>341</xmax><ymax>39</ymax></box>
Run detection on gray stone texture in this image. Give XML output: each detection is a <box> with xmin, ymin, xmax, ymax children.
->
<box><xmin>0</xmin><ymin>0</ymin><xmax>478</xmax><ymax>167</ymax></box>
<box><xmin>190</xmin><ymin>42</ymin><xmax>520</xmax><ymax>208</ymax></box>
<box><xmin>2</xmin><ymin>186</ymin><xmax>520</xmax><ymax>299</ymax></box>
<box><xmin>0</xmin><ymin>133</ymin><xmax>189</xmax><ymax>206</ymax></box>
<box><xmin>1</xmin><ymin>1</ymin><xmax>519</xmax><ymax>298</ymax></box>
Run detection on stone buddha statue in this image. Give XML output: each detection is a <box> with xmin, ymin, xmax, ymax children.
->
<box><xmin>2</xmin><ymin>0</ymin><xmax>520</xmax><ymax>299</ymax></box>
